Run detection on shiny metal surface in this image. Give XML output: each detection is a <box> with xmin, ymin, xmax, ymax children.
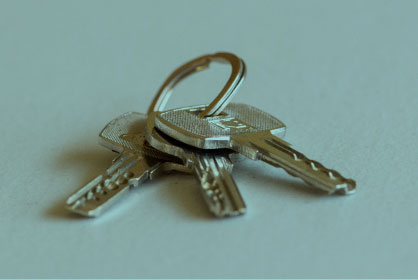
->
<box><xmin>66</xmin><ymin>112</ymin><xmax>191</xmax><ymax>217</ymax></box>
<box><xmin>99</xmin><ymin>112</ymin><xmax>183</xmax><ymax>163</ymax></box>
<box><xmin>154</xmin><ymin>103</ymin><xmax>356</xmax><ymax>195</ymax></box>
<box><xmin>155</xmin><ymin>103</ymin><xmax>286</xmax><ymax>149</ymax></box>
<box><xmin>66</xmin><ymin>153</ymin><xmax>161</xmax><ymax>217</ymax></box>
<box><xmin>145</xmin><ymin>112</ymin><xmax>246</xmax><ymax>217</ymax></box>
<box><xmin>67</xmin><ymin>51</ymin><xmax>248</xmax><ymax>218</ymax></box>
<box><xmin>145</xmin><ymin>56</ymin><xmax>247</xmax><ymax>217</ymax></box>
<box><xmin>147</xmin><ymin>52</ymin><xmax>246</xmax><ymax>117</ymax></box>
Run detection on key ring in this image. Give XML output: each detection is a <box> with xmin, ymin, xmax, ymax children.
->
<box><xmin>147</xmin><ymin>52</ymin><xmax>246</xmax><ymax>118</ymax></box>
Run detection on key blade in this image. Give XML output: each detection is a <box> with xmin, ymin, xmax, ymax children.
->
<box><xmin>66</xmin><ymin>153</ymin><xmax>162</xmax><ymax>217</ymax></box>
<box><xmin>147</xmin><ymin>111</ymin><xmax>246</xmax><ymax>217</ymax></box>
<box><xmin>233</xmin><ymin>132</ymin><xmax>356</xmax><ymax>195</ymax></box>
<box><xmin>190</xmin><ymin>153</ymin><xmax>246</xmax><ymax>217</ymax></box>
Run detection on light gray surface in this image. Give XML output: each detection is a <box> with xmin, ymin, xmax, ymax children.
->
<box><xmin>0</xmin><ymin>0</ymin><xmax>417</xmax><ymax>278</ymax></box>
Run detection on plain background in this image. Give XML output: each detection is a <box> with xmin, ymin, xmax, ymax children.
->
<box><xmin>1</xmin><ymin>0</ymin><xmax>417</xmax><ymax>278</ymax></box>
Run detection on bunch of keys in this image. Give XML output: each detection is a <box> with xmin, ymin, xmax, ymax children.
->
<box><xmin>66</xmin><ymin>52</ymin><xmax>356</xmax><ymax>218</ymax></box>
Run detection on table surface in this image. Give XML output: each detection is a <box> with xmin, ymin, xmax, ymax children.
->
<box><xmin>1</xmin><ymin>0</ymin><xmax>417</xmax><ymax>277</ymax></box>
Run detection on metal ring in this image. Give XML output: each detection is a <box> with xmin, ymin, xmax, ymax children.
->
<box><xmin>147</xmin><ymin>52</ymin><xmax>246</xmax><ymax>117</ymax></box>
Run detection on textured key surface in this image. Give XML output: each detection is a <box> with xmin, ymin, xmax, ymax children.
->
<box><xmin>100</xmin><ymin>111</ymin><xmax>181</xmax><ymax>163</ymax></box>
<box><xmin>155</xmin><ymin>103</ymin><xmax>286</xmax><ymax>149</ymax></box>
<box><xmin>156</xmin><ymin>103</ymin><xmax>286</xmax><ymax>137</ymax></box>
<box><xmin>146</xmin><ymin>112</ymin><xmax>236</xmax><ymax>168</ymax></box>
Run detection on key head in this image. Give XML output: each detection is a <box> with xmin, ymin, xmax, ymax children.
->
<box><xmin>146</xmin><ymin>111</ymin><xmax>190</xmax><ymax>162</ymax></box>
<box><xmin>154</xmin><ymin>103</ymin><xmax>286</xmax><ymax>149</ymax></box>
<box><xmin>99</xmin><ymin>112</ymin><xmax>181</xmax><ymax>162</ymax></box>
<box><xmin>146</xmin><ymin>112</ymin><xmax>236</xmax><ymax>167</ymax></box>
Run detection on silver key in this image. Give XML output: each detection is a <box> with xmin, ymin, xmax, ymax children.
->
<box><xmin>144</xmin><ymin>52</ymin><xmax>247</xmax><ymax>217</ymax></box>
<box><xmin>153</xmin><ymin>103</ymin><xmax>356</xmax><ymax>195</ymax></box>
<box><xmin>66</xmin><ymin>112</ymin><xmax>191</xmax><ymax>217</ymax></box>
<box><xmin>146</xmin><ymin>113</ymin><xmax>246</xmax><ymax>217</ymax></box>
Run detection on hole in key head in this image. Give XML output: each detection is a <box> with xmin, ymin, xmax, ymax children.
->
<box><xmin>187</xmin><ymin>108</ymin><xmax>228</xmax><ymax>119</ymax></box>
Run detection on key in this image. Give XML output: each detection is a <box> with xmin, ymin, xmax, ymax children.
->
<box><xmin>153</xmin><ymin>103</ymin><xmax>356</xmax><ymax>195</ymax></box>
<box><xmin>68</xmin><ymin>52</ymin><xmax>247</xmax><ymax>218</ymax></box>
<box><xmin>146</xmin><ymin>113</ymin><xmax>246</xmax><ymax>217</ymax></box>
<box><xmin>66</xmin><ymin>112</ymin><xmax>191</xmax><ymax>217</ymax></box>
<box><xmin>144</xmin><ymin>52</ymin><xmax>247</xmax><ymax>217</ymax></box>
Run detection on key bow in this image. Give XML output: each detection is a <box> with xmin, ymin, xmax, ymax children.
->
<box><xmin>147</xmin><ymin>52</ymin><xmax>246</xmax><ymax>118</ymax></box>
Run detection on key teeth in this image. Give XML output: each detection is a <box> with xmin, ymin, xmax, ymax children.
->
<box><xmin>201</xmin><ymin>178</ymin><xmax>225</xmax><ymax>215</ymax></box>
<box><xmin>65</xmin><ymin>203</ymin><xmax>100</xmax><ymax>217</ymax></box>
<box><xmin>222</xmin><ymin>208</ymin><xmax>247</xmax><ymax>217</ymax></box>
<box><xmin>67</xmin><ymin>175</ymin><xmax>140</xmax><ymax>217</ymax></box>
<box><xmin>334</xmin><ymin>180</ymin><xmax>357</xmax><ymax>195</ymax></box>
<box><xmin>202</xmin><ymin>179</ymin><xmax>246</xmax><ymax>218</ymax></box>
<box><xmin>66</xmin><ymin>155</ymin><xmax>144</xmax><ymax>217</ymax></box>
<box><xmin>196</xmin><ymin>155</ymin><xmax>246</xmax><ymax>218</ymax></box>
<box><xmin>255</xmin><ymin>138</ymin><xmax>357</xmax><ymax>195</ymax></box>
<box><xmin>213</xmin><ymin>207</ymin><xmax>246</xmax><ymax>218</ymax></box>
<box><xmin>200</xmin><ymin>170</ymin><xmax>246</xmax><ymax>218</ymax></box>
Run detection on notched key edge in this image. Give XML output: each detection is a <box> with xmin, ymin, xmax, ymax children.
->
<box><xmin>66</xmin><ymin>155</ymin><xmax>163</xmax><ymax>217</ymax></box>
<box><xmin>233</xmin><ymin>132</ymin><xmax>356</xmax><ymax>196</ymax></box>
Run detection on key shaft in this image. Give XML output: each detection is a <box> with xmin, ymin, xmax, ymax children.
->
<box><xmin>189</xmin><ymin>153</ymin><xmax>246</xmax><ymax>217</ymax></box>
<box><xmin>146</xmin><ymin>113</ymin><xmax>247</xmax><ymax>217</ymax></box>
<box><xmin>154</xmin><ymin>103</ymin><xmax>356</xmax><ymax>195</ymax></box>
<box><xmin>233</xmin><ymin>132</ymin><xmax>356</xmax><ymax>195</ymax></box>
<box><xmin>66</xmin><ymin>153</ymin><xmax>162</xmax><ymax>217</ymax></box>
